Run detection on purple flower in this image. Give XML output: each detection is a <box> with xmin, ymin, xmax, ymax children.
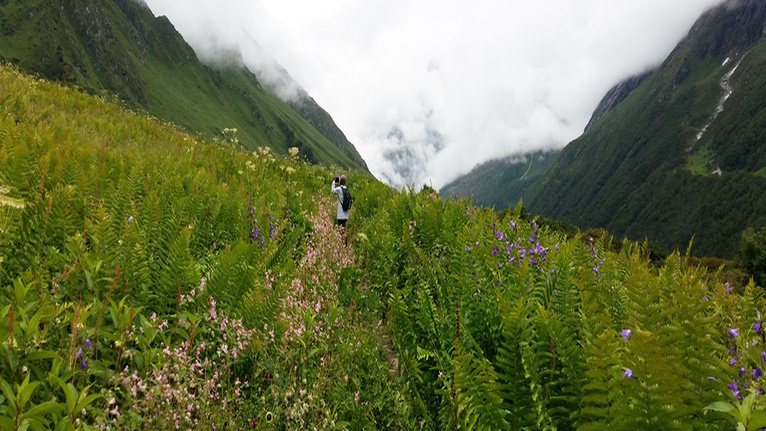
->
<box><xmin>465</xmin><ymin>245</ymin><xmax>471</xmax><ymax>252</ymax></box>
<box><xmin>755</xmin><ymin>321</ymin><xmax>763</xmax><ymax>335</ymax></box>
<box><xmin>728</xmin><ymin>380</ymin><xmax>741</xmax><ymax>399</ymax></box>
<box><xmin>729</xmin><ymin>328</ymin><xmax>739</xmax><ymax>338</ymax></box>
<box><xmin>85</xmin><ymin>338</ymin><xmax>92</xmax><ymax>349</ymax></box>
<box><xmin>496</xmin><ymin>230</ymin><xmax>503</xmax><ymax>240</ymax></box>
<box><xmin>621</xmin><ymin>329</ymin><xmax>632</xmax><ymax>342</ymax></box>
<box><xmin>762</xmin><ymin>351</ymin><xmax>766</xmax><ymax>364</ymax></box>
<box><xmin>754</xmin><ymin>368</ymin><xmax>763</xmax><ymax>381</ymax></box>
<box><xmin>725</xmin><ymin>283</ymin><xmax>731</xmax><ymax>294</ymax></box>
<box><xmin>593</xmin><ymin>266</ymin><xmax>599</xmax><ymax>274</ymax></box>
<box><xmin>622</xmin><ymin>368</ymin><xmax>633</xmax><ymax>379</ymax></box>
<box><xmin>730</xmin><ymin>355</ymin><xmax>739</xmax><ymax>366</ymax></box>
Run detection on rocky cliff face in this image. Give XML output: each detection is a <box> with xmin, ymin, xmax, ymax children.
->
<box><xmin>584</xmin><ymin>71</ymin><xmax>651</xmax><ymax>132</ymax></box>
<box><xmin>685</xmin><ymin>0</ymin><xmax>766</xmax><ymax>60</ymax></box>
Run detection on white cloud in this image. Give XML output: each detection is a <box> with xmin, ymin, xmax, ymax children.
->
<box><xmin>144</xmin><ymin>0</ymin><xmax>726</xmax><ymax>188</ymax></box>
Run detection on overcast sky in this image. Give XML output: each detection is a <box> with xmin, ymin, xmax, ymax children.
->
<box><xmin>144</xmin><ymin>0</ymin><xmax>725</xmax><ymax>189</ymax></box>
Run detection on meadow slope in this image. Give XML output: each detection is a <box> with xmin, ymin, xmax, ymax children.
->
<box><xmin>0</xmin><ymin>65</ymin><xmax>764</xmax><ymax>430</ymax></box>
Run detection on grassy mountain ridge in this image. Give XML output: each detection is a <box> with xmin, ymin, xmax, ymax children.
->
<box><xmin>528</xmin><ymin>0</ymin><xmax>766</xmax><ymax>258</ymax></box>
<box><xmin>0</xmin><ymin>0</ymin><xmax>369</xmax><ymax>171</ymax></box>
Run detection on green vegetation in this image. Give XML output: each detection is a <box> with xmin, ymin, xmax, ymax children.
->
<box><xmin>440</xmin><ymin>150</ymin><xmax>559</xmax><ymax>210</ymax></box>
<box><xmin>2</xmin><ymin>63</ymin><xmax>766</xmax><ymax>430</ymax></box>
<box><xmin>529</xmin><ymin>29</ymin><xmax>766</xmax><ymax>258</ymax></box>
<box><xmin>0</xmin><ymin>0</ymin><xmax>368</xmax><ymax>172</ymax></box>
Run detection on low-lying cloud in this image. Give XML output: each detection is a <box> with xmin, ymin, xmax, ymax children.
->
<box><xmin>144</xmin><ymin>0</ymin><xmax>726</xmax><ymax>188</ymax></box>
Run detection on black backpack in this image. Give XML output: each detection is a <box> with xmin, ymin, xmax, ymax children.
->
<box><xmin>341</xmin><ymin>186</ymin><xmax>353</xmax><ymax>211</ymax></box>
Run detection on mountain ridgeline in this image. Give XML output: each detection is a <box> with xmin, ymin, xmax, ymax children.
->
<box><xmin>0</xmin><ymin>0</ymin><xmax>368</xmax><ymax>171</ymax></box>
<box><xmin>444</xmin><ymin>0</ymin><xmax>766</xmax><ymax>258</ymax></box>
<box><xmin>529</xmin><ymin>0</ymin><xmax>766</xmax><ymax>258</ymax></box>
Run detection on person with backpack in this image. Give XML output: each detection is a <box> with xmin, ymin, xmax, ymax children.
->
<box><xmin>331</xmin><ymin>174</ymin><xmax>352</xmax><ymax>244</ymax></box>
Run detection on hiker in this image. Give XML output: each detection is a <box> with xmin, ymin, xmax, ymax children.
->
<box><xmin>331</xmin><ymin>174</ymin><xmax>351</xmax><ymax>244</ymax></box>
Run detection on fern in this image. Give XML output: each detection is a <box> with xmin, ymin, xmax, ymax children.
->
<box><xmin>451</xmin><ymin>338</ymin><xmax>509</xmax><ymax>430</ymax></box>
<box><xmin>496</xmin><ymin>297</ymin><xmax>537</xmax><ymax>429</ymax></box>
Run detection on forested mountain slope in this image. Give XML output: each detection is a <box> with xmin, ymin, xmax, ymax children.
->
<box><xmin>528</xmin><ymin>0</ymin><xmax>766</xmax><ymax>258</ymax></box>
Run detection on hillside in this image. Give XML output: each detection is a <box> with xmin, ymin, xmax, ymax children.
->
<box><xmin>0</xmin><ymin>0</ymin><xmax>368</xmax><ymax>171</ymax></box>
<box><xmin>528</xmin><ymin>0</ymin><xmax>766</xmax><ymax>258</ymax></box>
<box><xmin>440</xmin><ymin>150</ymin><xmax>559</xmax><ymax>209</ymax></box>
<box><xmin>3</xmin><ymin>63</ymin><xmax>766</xmax><ymax>429</ymax></box>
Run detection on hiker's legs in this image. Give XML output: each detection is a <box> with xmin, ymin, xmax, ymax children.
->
<box><xmin>337</xmin><ymin>219</ymin><xmax>347</xmax><ymax>245</ymax></box>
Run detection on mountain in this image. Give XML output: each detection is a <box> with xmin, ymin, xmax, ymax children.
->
<box><xmin>528</xmin><ymin>0</ymin><xmax>766</xmax><ymax>258</ymax></box>
<box><xmin>0</xmin><ymin>0</ymin><xmax>368</xmax><ymax>171</ymax></box>
<box><xmin>440</xmin><ymin>150</ymin><xmax>559</xmax><ymax>209</ymax></box>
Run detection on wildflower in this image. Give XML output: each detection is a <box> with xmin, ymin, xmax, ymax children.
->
<box><xmin>755</xmin><ymin>368</ymin><xmax>763</xmax><ymax>381</ymax></box>
<box><xmin>465</xmin><ymin>245</ymin><xmax>471</xmax><ymax>252</ymax></box>
<box><xmin>355</xmin><ymin>390</ymin><xmax>359</xmax><ymax>406</ymax></box>
<box><xmin>593</xmin><ymin>266</ymin><xmax>599</xmax><ymax>274</ymax></box>
<box><xmin>762</xmin><ymin>351</ymin><xmax>766</xmax><ymax>363</ymax></box>
<box><xmin>621</xmin><ymin>329</ymin><xmax>632</xmax><ymax>342</ymax></box>
<box><xmin>128</xmin><ymin>215</ymin><xmax>134</xmax><ymax>223</ymax></box>
<box><xmin>622</xmin><ymin>368</ymin><xmax>633</xmax><ymax>379</ymax></box>
<box><xmin>729</xmin><ymin>328</ymin><xmax>739</xmax><ymax>338</ymax></box>
<box><xmin>755</xmin><ymin>321</ymin><xmax>763</xmax><ymax>335</ymax></box>
<box><xmin>725</xmin><ymin>283</ymin><xmax>731</xmax><ymax>294</ymax></box>
<box><xmin>728</xmin><ymin>380</ymin><xmax>741</xmax><ymax>399</ymax></box>
<box><xmin>496</xmin><ymin>230</ymin><xmax>503</xmax><ymax>240</ymax></box>
<box><xmin>85</xmin><ymin>338</ymin><xmax>92</xmax><ymax>349</ymax></box>
<box><xmin>200</xmin><ymin>277</ymin><xmax>205</xmax><ymax>292</ymax></box>
<box><xmin>730</xmin><ymin>354</ymin><xmax>740</xmax><ymax>366</ymax></box>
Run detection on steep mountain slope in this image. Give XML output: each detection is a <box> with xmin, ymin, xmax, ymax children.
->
<box><xmin>528</xmin><ymin>0</ymin><xmax>766</xmax><ymax>258</ymax></box>
<box><xmin>0</xmin><ymin>0</ymin><xmax>368</xmax><ymax>171</ymax></box>
<box><xmin>440</xmin><ymin>150</ymin><xmax>559</xmax><ymax>209</ymax></box>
